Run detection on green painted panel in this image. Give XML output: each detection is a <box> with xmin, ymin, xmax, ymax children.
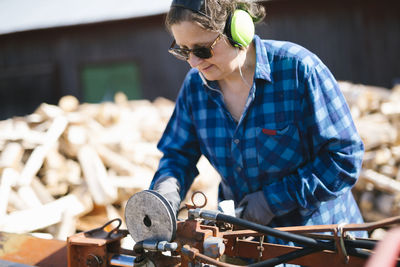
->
<box><xmin>81</xmin><ymin>62</ymin><xmax>141</xmax><ymax>103</ymax></box>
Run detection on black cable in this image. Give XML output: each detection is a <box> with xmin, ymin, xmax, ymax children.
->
<box><xmin>248</xmin><ymin>247</ymin><xmax>322</xmax><ymax>267</ymax></box>
<box><xmin>214</xmin><ymin>213</ymin><xmax>374</xmax><ymax>259</ymax></box>
<box><xmin>346</xmin><ymin>247</ymin><xmax>371</xmax><ymax>259</ymax></box>
<box><xmin>216</xmin><ymin>213</ymin><xmax>333</xmax><ymax>250</ymax></box>
<box><xmin>344</xmin><ymin>239</ymin><xmax>376</xmax><ymax>250</ymax></box>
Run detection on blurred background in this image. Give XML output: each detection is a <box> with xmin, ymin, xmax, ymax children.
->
<box><xmin>1</xmin><ymin>0</ymin><xmax>399</xmax><ymax>119</ymax></box>
<box><xmin>0</xmin><ymin>0</ymin><xmax>400</xmax><ymax>247</ymax></box>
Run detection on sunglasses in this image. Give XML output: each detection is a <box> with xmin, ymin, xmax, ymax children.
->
<box><xmin>168</xmin><ymin>34</ymin><xmax>222</xmax><ymax>61</ymax></box>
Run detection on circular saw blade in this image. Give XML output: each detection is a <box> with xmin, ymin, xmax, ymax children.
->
<box><xmin>125</xmin><ymin>190</ymin><xmax>177</xmax><ymax>243</ymax></box>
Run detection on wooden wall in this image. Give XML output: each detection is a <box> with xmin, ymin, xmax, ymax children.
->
<box><xmin>0</xmin><ymin>0</ymin><xmax>399</xmax><ymax>119</ymax></box>
<box><xmin>0</xmin><ymin>14</ymin><xmax>188</xmax><ymax>119</ymax></box>
<box><xmin>258</xmin><ymin>0</ymin><xmax>400</xmax><ymax>89</ymax></box>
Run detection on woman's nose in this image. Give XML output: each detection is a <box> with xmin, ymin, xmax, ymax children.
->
<box><xmin>187</xmin><ymin>54</ymin><xmax>203</xmax><ymax>67</ymax></box>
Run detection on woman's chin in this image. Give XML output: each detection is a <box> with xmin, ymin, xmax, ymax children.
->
<box><xmin>200</xmin><ymin>69</ymin><xmax>219</xmax><ymax>81</ymax></box>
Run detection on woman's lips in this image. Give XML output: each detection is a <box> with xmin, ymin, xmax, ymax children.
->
<box><xmin>201</xmin><ymin>64</ymin><xmax>213</xmax><ymax>72</ymax></box>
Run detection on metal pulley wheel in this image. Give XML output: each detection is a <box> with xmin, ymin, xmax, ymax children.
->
<box><xmin>125</xmin><ymin>190</ymin><xmax>177</xmax><ymax>243</ymax></box>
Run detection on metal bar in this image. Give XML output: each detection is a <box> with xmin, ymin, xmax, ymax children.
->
<box><xmin>231</xmin><ymin>239</ymin><xmax>367</xmax><ymax>267</ymax></box>
<box><xmin>221</xmin><ymin>215</ymin><xmax>400</xmax><ymax>237</ymax></box>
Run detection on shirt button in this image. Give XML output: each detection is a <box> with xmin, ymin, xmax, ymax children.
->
<box><xmin>234</xmin><ymin>139</ymin><xmax>240</xmax><ymax>144</ymax></box>
<box><xmin>236</xmin><ymin>166</ymin><xmax>242</xmax><ymax>172</ymax></box>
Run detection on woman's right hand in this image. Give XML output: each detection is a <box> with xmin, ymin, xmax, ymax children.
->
<box><xmin>153</xmin><ymin>177</ymin><xmax>182</xmax><ymax>218</ymax></box>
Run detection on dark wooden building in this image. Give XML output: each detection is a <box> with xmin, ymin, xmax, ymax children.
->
<box><xmin>0</xmin><ymin>0</ymin><xmax>399</xmax><ymax>120</ymax></box>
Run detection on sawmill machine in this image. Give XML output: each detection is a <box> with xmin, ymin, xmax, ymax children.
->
<box><xmin>1</xmin><ymin>190</ymin><xmax>400</xmax><ymax>267</ymax></box>
<box><xmin>67</xmin><ymin>190</ymin><xmax>400</xmax><ymax>267</ymax></box>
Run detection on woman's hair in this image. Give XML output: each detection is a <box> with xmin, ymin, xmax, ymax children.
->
<box><xmin>165</xmin><ymin>0</ymin><xmax>266</xmax><ymax>33</ymax></box>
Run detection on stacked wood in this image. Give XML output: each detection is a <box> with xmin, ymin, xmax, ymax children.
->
<box><xmin>0</xmin><ymin>81</ymin><xmax>399</xmax><ymax>240</ymax></box>
<box><xmin>0</xmin><ymin>93</ymin><xmax>220</xmax><ymax>240</ymax></box>
<box><xmin>340</xmin><ymin>81</ymin><xmax>400</xmax><ymax>223</ymax></box>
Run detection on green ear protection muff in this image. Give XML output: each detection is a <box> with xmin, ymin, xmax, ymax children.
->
<box><xmin>224</xmin><ymin>9</ymin><xmax>255</xmax><ymax>48</ymax></box>
<box><xmin>171</xmin><ymin>0</ymin><xmax>255</xmax><ymax>48</ymax></box>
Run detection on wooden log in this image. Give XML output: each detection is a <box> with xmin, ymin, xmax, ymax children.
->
<box><xmin>375</xmin><ymin>193</ymin><xmax>395</xmax><ymax>216</ymax></box>
<box><xmin>64</xmin><ymin>159</ymin><xmax>82</xmax><ymax>185</ymax></box>
<box><xmin>34</xmin><ymin>103</ymin><xmax>64</xmax><ymax>120</ymax></box>
<box><xmin>95</xmin><ymin>144</ymin><xmax>138</xmax><ymax>176</ymax></box>
<box><xmin>391</xmin><ymin>146</ymin><xmax>400</xmax><ymax>163</ymax></box>
<box><xmin>121</xmin><ymin>141</ymin><xmax>162</xmax><ymax>170</ymax></box>
<box><xmin>362</xmin><ymin>151</ymin><xmax>377</xmax><ymax>169</ymax></box>
<box><xmin>77</xmin><ymin>145</ymin><xmax>117</xmax><ymax>205</ymax></box>
<box><xmin>379</xmin><ymin>165</ymin><xmax>398</xmax><ymax>178</ymax></box>
<box><xmin>381</xmin><ymin>101</ymin><xmax>400</xmax><ymax>117</ymax></box>
<box><xmin>184</xmin><ymin>156</ymin><xmax>220</xmax><ymax>210</ymax></box>
<box><xmin>31</xmin><ymin>177</ymin><xmax>55</xmax><ymax>204</ymax></box>
<box><xmin>339</xmin><ymin>81</ymin><xmax>391</xmax><ymax>115</ymax></box>
<box><xmin>17</xmin><ymin>185</ymin><xmax>43</xmax><ymax>208</ymax></box>
<box><xmin>96</xmin><ymin>102</ymin><xmax>121</xmax><ymax>127</ymax></box>
<box><xmin>354</xmin><ymin>114</ymin><xmax>397</xmax><ymax>150</ymax></box>
<box><xmin>7</xmin><ymin>190</ymin><xmax>29</xmax><ymax>211</ymax></box>
<box><xmin>0</xmin><ymin>168</ymin><xmax>18</xmax><ymax>217</ymax></box>
<box><xmin>359</xmin><ymin>169</ymin><xmax>400</xmax><ymax>194</ymax></box>
<box><xmin>0</xmin><ymin>119</ymin><xmax>45</xmax><ymax>148</ymax></box>
<box><xmin>18</xmin><ymin>116</ymin><xmax>68</xmax><ymax>186</ymax></box>
<box><xmin>359</xmin><ymin>191</ymin><xmax>375</xmax><ymax>214</ymax></box>
<box><xmin>114</xmin><ymin>92</ymin><xmax>130</xmax><ymax>109</ymax></box>
<box><xmin>58</xmin><ymin>95</ymin><xmax>79</xmax><ymax>113</ymax></box>
<box><xmin>375</xmin><ymin>147</ymin><xmax>392</xmax><ymax>166</ymax></box>
<box><xmin>62</xmin><ymin>125</ymin><xmax>88</xmax><ymax>158</ymax></box>
<box><xmin>0</xmin><ymin>194</ymin><xmax>89</xmax><ymax>234</ymax></box>
<box><xmin>55</xmin><ymin>208</ymin><xmax>76</xmax><ymax>241</ymax></box>
<box><xmin>108</xmin><ymin>175</ymin><xmax>152</xmax><ymax>190</ymax></box>
<box><xmin>0</xmin><ymin>142</ymin><xmax>24</xmax><ymax>170</ymax></box>
<box><xmin>44</xmin><ymin>145</ymin><xmax>66</xmax><ymax>170</ymax></box>
<box><xmin>43</xmin><ymin>169</ymin><xmax>69</xmax><ymax>197</ymax></box>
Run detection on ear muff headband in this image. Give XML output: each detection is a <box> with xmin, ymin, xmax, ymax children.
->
<box><xmin>227</xmin><ymin>9</ymin><xmax>255</xmax><ymax>48</ymax></box>
<box><xmin>171</xmin><ymin>0</ymin><xmax>205</xmax><ymax>14</ymax></box>
<box><xmin>171</xmin><ymin>0</ymin><xmax>255</xmax><ymax>48</ymax></box>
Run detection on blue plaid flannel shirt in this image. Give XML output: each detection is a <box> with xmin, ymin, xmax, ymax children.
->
<box><xmin>151</xmin><ymin>35</ymin><xmax>365</xmax><ymax>236</ymax></box>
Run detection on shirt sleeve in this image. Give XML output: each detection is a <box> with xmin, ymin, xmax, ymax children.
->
<box><xmin>263</xmin><ymin>63</ymin><xmax>365</xmax><ymax>217</ymax></box>
<box><xmin>149</xmin><ymin>79</ymin><xmax>202</xmax><ymax>199</ymax></box>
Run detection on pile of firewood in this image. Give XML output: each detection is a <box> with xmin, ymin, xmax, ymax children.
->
<box><xmin>340</xmin><ymin>81</ymin><xmax>400</xmax><ymax>223</ymax></box>
<box><xmin>0</xmin><ymin>81</ymin><xmax>399</xmax><ymax>240</ymax></box>
<box><xmin>0</xmin><ymin>93</ymin><xmax>219</xmax><ymax>240</ymax></box>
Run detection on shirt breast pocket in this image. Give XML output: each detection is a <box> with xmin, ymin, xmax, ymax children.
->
<box><xmin>256</xmin><ymin>123</ymin><xmax>304</xmax><ymax>174</ymax></box>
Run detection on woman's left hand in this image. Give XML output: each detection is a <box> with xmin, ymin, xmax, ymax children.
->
<box><xmin>238</xmin><ymin>190</ymin><xmax>275</xmax><ymax>225</ymax></box>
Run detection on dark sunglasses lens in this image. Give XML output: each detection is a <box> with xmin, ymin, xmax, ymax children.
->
<box><xmin>193</xmin><ymin>47</ymin><xmax>212</xmax><ymax>59</ymax></box>
<box><xmin>169</xmin><ymin>49</ymin><xmax>189</xmax><ymax>60</ymax></box>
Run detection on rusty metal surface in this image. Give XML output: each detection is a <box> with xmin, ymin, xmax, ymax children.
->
<box><xmin>226</xmin><ymin>238</ymin><xmax>367</xmax><ymax>267</ymax></box>
<box><xmin>0</xmin><ymin>231</ymin><xmax>67</xmax><ymax>267</ymax></box>
<box><xmin>67</xmin><ymin>224</ymin><xmax>128</xmax><ymax>267</ymax></box>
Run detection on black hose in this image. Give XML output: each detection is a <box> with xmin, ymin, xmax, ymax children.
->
<box><xmin>344</xmin><ymin>239</ymin><xmax>376</xmax><ymax>250</ymax></box>
<box><xmin>216</xmin><ymin>213</ymin><xmax>332</xmax><ymax>250</ymax></box>
<box><xmin>248</xmin><ymin>247</ymin><xmax>322</xmax><ymax>267</ymax></box>
<box><xmin>214</xmin><ymin>213</ymin><xmax>374</xmax><ymax>259</ymax></box>
<box><xmin>346</xmin><ymin>247</ymin><xmax>371</xmax><ymax>259</ymax></box>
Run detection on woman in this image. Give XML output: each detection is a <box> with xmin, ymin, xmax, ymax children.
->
<box><xmin>150</xmin><ymin>0</ymin><xmax>366</xmax><ymax>243</ymax></box>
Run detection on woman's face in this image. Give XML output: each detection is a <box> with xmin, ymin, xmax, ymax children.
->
<box><xmin>171</xmin><ymin>20</ymin><xmax>238</xmax><ymax>81</ymax></box>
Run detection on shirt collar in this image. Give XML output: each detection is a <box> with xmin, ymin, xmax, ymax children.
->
<box><xmin>253</xmin><ymin>34</ymin><xmax>272</xmax><ymax>82</ymax></box>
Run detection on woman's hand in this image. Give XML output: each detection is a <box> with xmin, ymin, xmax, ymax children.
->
<box><xmin>153</xmin><ymin>177</ymin><xmax>181</xmax><ymax>217</ymax></box>
<box><xmin>238</xmin><ymin>190</ymin><xmax>275</xmax><ymax>225</ymax></box>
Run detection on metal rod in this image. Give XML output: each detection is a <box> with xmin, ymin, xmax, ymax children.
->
<box><xmin>214</xmin><ymin>212</ymin><xmax>333</xmax><ymax>251</ymax></box>
<box><xmin>248</xmin><ymin>247</ymin><xmax>323</xmax><ymax>267</ymax></box>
